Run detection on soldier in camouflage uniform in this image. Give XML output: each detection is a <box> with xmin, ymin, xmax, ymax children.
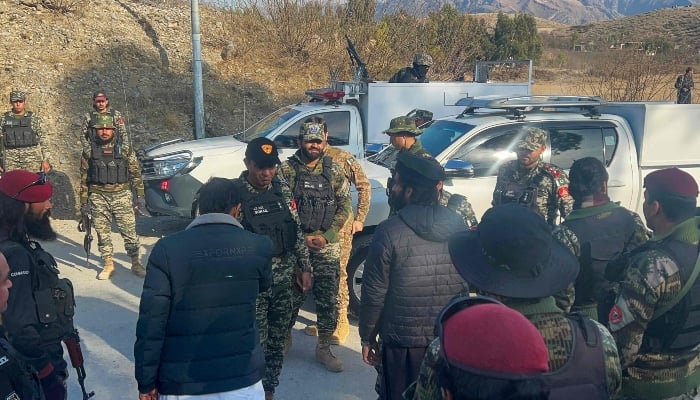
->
<box><xmin>675</xmin><ymin>67</ymin><xmax>694</xmax><ymax>104</ymax></box>
<box><xmin>235</xmin><ymin>137</ymin><xmax>312</xmax><ymax>400</ymax></box>
<box><xmin>278</xmin><ymin>121</ymin><xmax>352</xmax><ymax>372</ymax></box>
<box><xmin>379</xmin><ymin>116</ymin><xmax>478</xmax><ymax>228</ymax></box>
<box><xmin>79</xmin><ymin>114</ymin><xmax>148</xmax><ymax>280</ymax></box>
<box><xmin>492</xmin><ymin>126</ymin><xmax>573</xmax><ymax>226</ymax></box>
<box><xmin>553</xmin><ymin>157</ymin><xmax>649</xmax><ymax>322</ymax></box>
<box><xmin>303</xmin><ymin>117</ymin><xmax>371</xmax><ymax>345</ymax></box>
<box><xmin>405</xmin><ymin>204</ymin><xmax>622</xmax><ymax>400</ymax></box>
<box><xmin>80</xmin><ymin>90</ymin><xmax>130</xmax><ymax>151</ymax></box>
<box><xmin>607</xmin><ymin>168</ymin><xmax>700</xmax><ymax>400</ymax></box>
<box><xmin>0</xmin><ymin>90</ymin><xmax>51</xmax><ymax>173</ymax></box>
<box><xmin>388</xmin><ymin>53</ymin><xmax>433</xmax><ymax>83</ymax></box>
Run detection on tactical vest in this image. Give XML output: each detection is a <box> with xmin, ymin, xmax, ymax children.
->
<box><xmin>0</xmin><ymin>329</ymin><xmax>43</xmax><ymax>400</ymax></box>
<box><xmin>292</xmin><ymin>156</ymin><xmax>336</xmax><ymax>233</ymax></box>
<box><xmin>0</xmin><ymin>241</ymin><xmax>76</xmax><ymax>344</ymax></box>
<box><xmin>564</xmin><ymin>207</ymin><xmax>638</xmax><ymax>321</ymax></box>
<box><xmin>2</xmin><ymin>111</ymin><xmax>38</xmax><ymax>148</ymax></box>
<box><xmin>236</xmin><ymin>177</ymin><xmax>297</xmax><ymax>257</ymax></box>
<box><xmin>642</xmin><ymin>237</ymin><xmax>700</xmax><ymax>354</ymax></box>
<box><xmin>543</xmin><ymin>313</ymin><xmax>609</xmax><ymax>400</ymax></box>
<box><xmin>88</xmin><ymin>139</ymin><xmax>129</xmax><ymax>185</ymax></box>
<box><xmin>495</xmin><ymin>180</ymin><xmax>538</xmax><ymax>210</ymax></box>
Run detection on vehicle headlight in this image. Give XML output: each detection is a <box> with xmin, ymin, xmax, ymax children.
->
<box><xmin>141</xmin><ymin>152</ymin><xmax>203</xmax><ymax>180</ymax></box>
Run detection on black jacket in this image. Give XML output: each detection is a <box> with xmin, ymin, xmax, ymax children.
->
<box><xmin>0</xmin><ymin>326</ymin><xmax>44</xmax><ymax>400</ymax></box>
<box><xmin>0</xmin><ymin>236</ymin><xmax>67</xmax><ymax>380</ymax></box>
<box><xmin>134</xmin><ymin>213</ymin><xmax>273</xmax><ymax>396</ymax></box>
<box><xmin>359</xmin><ymin>204</ymin><xmax>467</xmax><ymax>348</ymax></box>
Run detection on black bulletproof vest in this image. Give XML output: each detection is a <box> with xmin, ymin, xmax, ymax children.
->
<box><xmin>88</xmin><ymin>139</ymin><xmax>129</xmax><ymax>185</ymax></box>
<box><xmin>564</xmin><ymin>207</ymin><xmax>637</xmax><ymax>310</ymax></box>
<box><xmin>0</xmin><ymin>241</ymin><xmax>76</xmax><ymax>344</ymax></box>
<box><xmin>237</xmin><ymin>178</ymin><xmax>297</xmax><ymax>257</ymax></box>
<box><xmin>544</xmin><ymin>313</ymin><xmax>609</xmax><ymax>400</ymax></box>
<box><xmin>0</xmin><ymin>328</ymin><xmax>43</xmax><ymax>400</ymax></box>
<box><xmin>642</xmin><ymin>237</ymin><xmax>700</xmax><ymax>353</ymax></box>
<box><xmin>292</xmin><ymin>156</ymin><xmax>336</xmax><ymax>233</ymax></box>
<box><xmin>2</xmin><ymin>111</ymin><xmax>38</xmax><ymax>148</ymax></box>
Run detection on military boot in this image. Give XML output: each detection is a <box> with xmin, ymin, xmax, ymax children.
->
<box><xmin>330</xmin><ymin>309</ymin><xmax>350</xmax><ymax>345</ymax></box>
<box><xmin>97</xmin><ymin>257</ymin><xmax>115</xmax><ymax>280</ymax></box>
<box><xmin>131</xmin><ymin>255</ymin><xmax>146</xmax><ymax>278</ymax></box>
<box><xmin>265</xmin><ymin>391</ymin><xmax>274</xmax><ymax>400</ymax></box>
<box><xmin>316</xmin><ymin>334</ymin><xmax>343</xmax><ymax>372</ymax></box>
<box><xmin>304</xmin><ymin>324</ymin><xmax>319</xmax><ymax>337</ymax></box>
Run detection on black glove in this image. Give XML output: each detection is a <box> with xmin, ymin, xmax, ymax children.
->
<box><xmin>135</xmin><ymin>196</ymin><xmax>151</xmax><ymax>217</ymax></box>
<box><xmin>80</xmin><ymin>203</ymin><xmax>91</xmax><ymax>218</ymax></box>
<box><xmin>40</xmin><ymin>369</ymin><xmax>67</xmax><ymax>400</ymax></box>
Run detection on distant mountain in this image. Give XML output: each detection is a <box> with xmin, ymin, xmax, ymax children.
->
<box><xmin>430</xmin><ymin>0</ymin><xmax>700</xmax><ymax>24</ymax></box>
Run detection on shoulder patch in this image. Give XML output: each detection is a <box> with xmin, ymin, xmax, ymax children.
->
<box><xmin>608</xmin><ymin>297</ymin><xmax>635</xmax><ymax>332</ymax></box>
<box><xmin>543</xmin><ymin>163</ymin><xmax>562</xmax><ymax>179</ymax></box>
<box><xmin>558</xmin><ymin>186</ymin><xmax>570</xmax><ymax>198</ymax></box>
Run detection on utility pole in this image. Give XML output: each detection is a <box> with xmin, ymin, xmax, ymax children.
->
<box><xmin>191</xmin><ymin>0</ymin><xmax>205</xmax><ymax>139</ymax></box>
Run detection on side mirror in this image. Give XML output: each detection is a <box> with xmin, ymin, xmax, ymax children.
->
<box><xmin>444</xmin><ymin>159</ymin><xmax>475</xmax><ymax>178</ymax></box>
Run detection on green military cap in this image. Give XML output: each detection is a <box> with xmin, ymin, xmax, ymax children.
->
<box><xmin>92</xmin><ymin>114</ymin><xmax>116</xmax><ymax>129</ymax></box>
<box><xmin>396</xmin><ymin>151</ymin><xmax>445</xmax><ymax>182</ymax></box>
<box><xmin>517</xmin><ymin>127</ymin><xmax>547</xmax><ymax>151</ymax></box>
<box><xmin>413</xmin><ymin>53</ymin><xmax>433</xmax><ymax>67</ymax></box>
<box><xmin>383</xmin><ymin>116</ymin><xmax>422</xmax><ymax>136</ymax></box>
<box><xmin>9</xmin><ymin>90</ymin><xmax>26</xmax><ymax>102</ymax></box>
<box><xmin>299</xmin><ymin>121</ymin><xmax>325</xmax><ymax>141</ymax></box>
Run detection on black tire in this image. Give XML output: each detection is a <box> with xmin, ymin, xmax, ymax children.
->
<box><xmin>347</xmin><ymin>233</ymin><xmax>373</xmax><ymax>317</ymax></box>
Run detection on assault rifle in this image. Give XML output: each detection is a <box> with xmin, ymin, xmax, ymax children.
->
<box><xmin>63</xmin><ymin>329</ymin><xmax>95</xmax><ymax>399</ymax></box>
<box><xmin>345</xmin><ymin>34</ymin><xmax>369</xmax><ymax>81</ymax></box>
<box><xmin>77</xmin><ymin>205</ymin><xmax>93</xmax><ymax>267</ymax></box>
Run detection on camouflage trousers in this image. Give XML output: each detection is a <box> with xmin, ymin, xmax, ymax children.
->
<box><xmin>337</xmin><ymin>215</ymin><xmax>354</xmax><ymax>314</ymax></box>
<box><xmin>257</xmin><ymin>269</ymin><xmax>293</xmax><ymax>393</ymax></box>
<box><xmin>89</xmin><ymin>189</ymin><xmax>140</xmax><ymax>260</ymax></box>
<box><xmin>3</xmin><ymin>146</ymin><xmax>43</xmax><ymax>172</ymax></box>
<box><xmin>288</xmin><ymin>241</ymin><xmax>340</xmax><ymax>335</ymax></box>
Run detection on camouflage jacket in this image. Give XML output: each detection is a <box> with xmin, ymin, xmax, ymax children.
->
<box><xmin>79</xmin><ymin>136</ymin><xmax>144</xmax><ymax>204</ymax></box>
<box><xmin>492</xmin><ymin>159</ymin><xmax>574</xmax><ymax>226</ymax></box>
<box><xmin>0</xmin><ymin>110</ymin><xmax>50</xmax><ymax>166</ymax></box>
<box><xmin>81</xmin><ymin>109</ymin><xmax>129</xmax><ymax>150</ymax></box>
<box><xmin>405</xmin><ymin>296</ymin><xmax>622</xmax><ymax>400</ymax></box>
<box><xmin>388</xmin><ymin>67</ymin><xmax>427</xmax><ymax>83</ymax></box>
<box><xmin>553</xmin><ymin>201</ymin><xmax>650</xmax><ymax>315</ymax></box>
<box><xmin>237</xmin><ymin>171</ymin><xmax>313</xmax><ymax>279</ymax></box>
<box><xmin>609</xmin><ymin>217</ymin><xmax>700</xmax><ymax>387</ymax></box>
<box><xmin>278</xmin><ymin>151</ymin><xmax>352</xmax><ymax>244</ymax></box>
<box><xmin>324</xmin><ymin>146</ymin><xmax>371</xmax><ymax>225</ymax></box>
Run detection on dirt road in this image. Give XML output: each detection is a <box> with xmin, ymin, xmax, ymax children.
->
<box><xmin>43</xmin><ymin>216</ymin><xmax>376</xmax><ymax>400</ymax></box>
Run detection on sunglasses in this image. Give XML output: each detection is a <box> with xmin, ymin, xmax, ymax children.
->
<box><xmin>436</xmin><ymin>295</ymin><xmax>507</xmax><ymax>376</ymax></box>
<box><xmin>12</xmin><ymin>171</ymin><xmax>48</xmax><ymax>199</ymax></box>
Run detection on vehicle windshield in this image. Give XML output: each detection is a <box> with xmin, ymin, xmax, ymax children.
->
<box><xmin>369</xmin><ymin>120</ymin><xmax>476</xmax><ymax>168</ymax></box>
<box><xmin>233</xmin><ymin>106</ymin><xmax>301</xmax><ymax>143</ymax></box>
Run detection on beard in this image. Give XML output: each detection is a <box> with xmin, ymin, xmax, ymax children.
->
<box><xmin>300</xmin><ymin>146</ymin><xmax>323</xmax><ymax>162</ymax></box>
<box><xmin>389</xmin><ymin>187</ymin><xmax>408</xmax><ymax>212</ymax></box>
<box><xmin>25</xmin><ymin>209</ymin><xmax>57</xmax><ymax>241</ymax></box>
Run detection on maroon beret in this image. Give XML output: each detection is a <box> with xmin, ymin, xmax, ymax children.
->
<box><xmin>443</xmin><ymin>303</ymin><xmax>549</xmax><ymax>375</ymax></box>
<box><xmin>644</xmin><ymin>168</ymin><xmax>698</xmax><ymax>198</ymax></box>
<box><xmin>0</xmin><ymin>170</ymin><xmax>53</xmax><ymax>203</ymax></box>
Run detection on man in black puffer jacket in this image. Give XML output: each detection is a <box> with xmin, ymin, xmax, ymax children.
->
<box><xmin>359</xmin><ymin>151</ymin><xmax>468</xmax><ymax>400</ymax></box>
<box><xmin>135</xmin><ymin>177</ymin><xmax>273</xmax><ymax>400</ymax></box>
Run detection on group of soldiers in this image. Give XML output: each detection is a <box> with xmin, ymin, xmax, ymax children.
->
<box><xmin>0</xmin><ymin>89</ymin><xmax>150</xmax><ymax>281</ymax></box>
<box><xmin>360</xmin><ymin>118</ymin><xmax>700</xmax><ymax>400</ymax></box>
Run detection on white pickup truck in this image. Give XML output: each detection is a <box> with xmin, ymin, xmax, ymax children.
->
<box><xmin>138</xmin><ymin>64</ymin><xmax>533</xmax><ymax>218</ymax></box>
<box><xmin>342</xmin><ymin>96</ymin><xmax>700</xmax><ymax>313</ymax></box>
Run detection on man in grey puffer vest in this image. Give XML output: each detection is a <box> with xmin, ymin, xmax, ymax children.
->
<box><xmin>359</xmin><ymin>151</ymin><xmax>468</xmax><ymax>400</ymax></box>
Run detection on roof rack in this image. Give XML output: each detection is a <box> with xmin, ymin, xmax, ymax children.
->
<box><xmin>455</xmin><ymin>95</ymin><xmax>607</xmax><ymax>119</ymax></box>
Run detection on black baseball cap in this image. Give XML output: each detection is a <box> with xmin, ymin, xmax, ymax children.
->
<box><xmin>245</xmin><ymin>137</ymin><xmax>281</xmax><ymax>167</ymax></box>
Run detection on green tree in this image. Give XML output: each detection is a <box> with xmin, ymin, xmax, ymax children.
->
<box><xmin>492</xmin><ymin>12</ymin><xmax>542</xmax><ymax>61</ymax></box>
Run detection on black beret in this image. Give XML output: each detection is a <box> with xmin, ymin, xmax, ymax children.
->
<box><xmin>396</xmin><ymin>151</ymin><xmax>445</xmax><ymax>182</ymax></box>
